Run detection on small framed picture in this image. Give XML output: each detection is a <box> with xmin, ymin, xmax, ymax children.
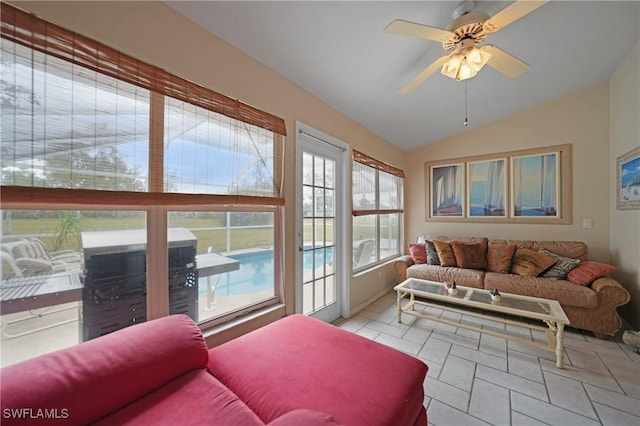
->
<box><xmin>617</xmin><ymin>146</ymin><xmax>640</xmax><ymax>210</ymax></box>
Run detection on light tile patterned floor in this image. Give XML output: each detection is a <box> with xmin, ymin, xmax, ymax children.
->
<box><xmin>336</xmin><ymin>292</ymin><xmax>640</xmax><ymax>426</ymax></box>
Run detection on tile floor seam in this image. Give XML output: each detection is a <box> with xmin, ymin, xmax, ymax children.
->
<box><xmin>510</xmin><ymin>389</ymin><xmax>603</xmax><ymax>426</ymax></box>
<box><xmin>593</xmin><ymin>347</ymin><xmax>638</xmax><ymax>398</ymax></box>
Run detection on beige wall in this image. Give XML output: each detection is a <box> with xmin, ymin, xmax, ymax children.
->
<box><xmin>404</xmin><ymin>81</ymin><xmax>612</xmax><ymax>260</ymax></box>
<box><xmin>610</xmin><ymin>42</ymin><xmax>640</xmax><ymax>329</ymax></box>
<box><xmin>12</xmin><ymin>1</ymin><xmax>405</xmax><ymax>334</ymax></box>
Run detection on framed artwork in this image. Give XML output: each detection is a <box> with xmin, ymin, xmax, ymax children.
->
<box><xmin>425</xmin><ymin>144</ymin><xmax>571</xmax><ymax>223</ymax></box>
<box><xmin>510</xmin><ymin>152</ymin><xmax>560</xmax><ymax>218</ymax></box>
<box><xmin>616</xmin><ymin>146</ymin><xmax>640</xmax><ymax>210</ymax></box>
<box><xmin>429</xmin><ymin>163</ymin><xmax>464</xmax><ymax>218</ymax></box>
<box><xmin>467</xmin><ymin>158</ymin><xmax>506</xmax><ymax>218</ymax></box>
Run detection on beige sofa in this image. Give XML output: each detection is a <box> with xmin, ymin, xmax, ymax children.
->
<box><xmin>394</xmin><ymin>239</ymin><xmax>630</xmax><ymax>339</ymax></box>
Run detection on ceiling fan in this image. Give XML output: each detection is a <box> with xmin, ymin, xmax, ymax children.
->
<box><xmin>385</xmin><ymin>0</ymin><xmax>548</xmax><ymax>94</ymax></box>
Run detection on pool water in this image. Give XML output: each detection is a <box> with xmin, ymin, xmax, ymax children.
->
<box><xmin>198</xmin><ymin>247</ymin><xmax>333</xmax><ymax>296</ymax></box>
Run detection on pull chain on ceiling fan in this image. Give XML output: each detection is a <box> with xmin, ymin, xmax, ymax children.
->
<box><xmin>385</xmin><ymin>0</ymin><xmax>548</xmax><ymax>94</ymax></box>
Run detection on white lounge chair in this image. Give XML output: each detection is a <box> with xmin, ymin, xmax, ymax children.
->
<box><xmin>353</xmin><ymin>239</ymin><xmax>375</xmax><ymax>268</ymax></box>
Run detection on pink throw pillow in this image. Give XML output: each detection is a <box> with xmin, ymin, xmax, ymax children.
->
<box><xmin>408</xmin><ymin>243</ymin><xmax>427</xmax><ymax>264</ymax></box>
<box><xmin>567</xmin><ymin>261</ymin><xmax>617</xmax><ymax>286</ymax></box>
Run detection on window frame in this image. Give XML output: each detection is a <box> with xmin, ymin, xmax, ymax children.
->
<box><xmin>0</xmin><ymin>3</ymin><xmax>287</xmax><ymax>329</ymax></box>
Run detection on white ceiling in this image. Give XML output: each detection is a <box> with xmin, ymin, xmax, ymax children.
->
<box><xmin>166</xmin><ymin>1</ymin><xmax>640</xmax><ymax>152</ymax></box>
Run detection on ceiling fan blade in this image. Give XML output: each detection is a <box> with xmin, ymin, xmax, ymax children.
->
<box><xmin>484</xmin><ymin>0</ymin><xmax>548</xmax><ymax>33</ymax></box>
<box><xmin>481</xmin><ymin>45</ymin><xmax>529</xmax><ymax>78</ymax></box>
<box><xmin>385</xmin><ymin>19</ymin><xmax>453</xmax><ymax>42</ymax></box>
<box><xmin>399</xmin><ymin>55</ymin><xmax>450</xmax><ymax>95</ymax></box>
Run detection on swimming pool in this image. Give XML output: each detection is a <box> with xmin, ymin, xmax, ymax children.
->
<box><xmin>198</xmin><ymin>247</ymin><xmax>333</xmax><ymax>296</ymax></box>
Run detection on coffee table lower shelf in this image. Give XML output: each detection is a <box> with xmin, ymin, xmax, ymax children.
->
<box><xmin>396</xmin><ymin>290</ymin><xmax>567</xmax><ymax>368</ymax></box>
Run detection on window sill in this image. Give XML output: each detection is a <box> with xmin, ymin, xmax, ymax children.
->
<box><xmin>201</xmin><ymin>303</ymin><xmax>286</xmax><ymax>348</ymax></box>
<box><xmin>352</xmin><ymin>257</ymin><xmax>397</xmax><ymax>278</ymax></box>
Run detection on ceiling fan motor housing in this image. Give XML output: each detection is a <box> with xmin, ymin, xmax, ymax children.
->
<box><xmin>443</xmin><ymin>11</ymin><xmax>490</xmax><ymax>51</ymax></box>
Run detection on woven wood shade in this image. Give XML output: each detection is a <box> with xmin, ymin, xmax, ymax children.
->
<box><xmin>1</xmin><ymin>3</ymin><xmax>286</xmax><ymax>136</ymax></box>
<box><xmin>353</xmin><ymin>149</ymin><xmax>405</xmax><ymax>178</ymax></box>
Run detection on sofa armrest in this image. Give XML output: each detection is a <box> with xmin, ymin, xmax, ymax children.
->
<box><xmin>394</xmin><ymin>255</ymin><xmax>415</xmax><ymax>283</ymax></box>
<box><xmin>1</xmin><ymin>315</ymin><xmax>208</xmax><ymax>425</ymax></box>
<box><xmin>591</xmin><ymin>277</ymin><xmax>630</xmax><ymax>306</ymax></box>
<box><xmin>584</xmin><ymin>277</ymin><xmax>631</xmax><ymax>338</ymax></box>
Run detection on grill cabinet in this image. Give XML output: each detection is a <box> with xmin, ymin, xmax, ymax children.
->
<box><xmin>81</xmin><ymin>228</ymin><xmax>198</xmax><ymax>341</ymax></box>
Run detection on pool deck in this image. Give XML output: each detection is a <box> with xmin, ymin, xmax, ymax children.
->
<box><xmin>0</xmin><ymin>288</ymin><xmax>274</xmax><ymax>367</ymax></box>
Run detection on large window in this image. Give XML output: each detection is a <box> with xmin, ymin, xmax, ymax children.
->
<box><xmin>352</xmin><ymin>150</ymin><xmax>404</xmax><ymax>270</ymax></box>
<box><xmin>0</xmin><ymin>4</ymin><xmax>285</xmax><ymax>365</ymax></box>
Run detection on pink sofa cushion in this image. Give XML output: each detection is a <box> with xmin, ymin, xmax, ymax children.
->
<box><xmin>208</xmin><ymin>314</ymin><xmax>428</xmax><ymax>426</ymax></box>
<box><xmin>567</xmin><ymin>261</ymin><xmax>617</xmax><ymax>286</ymax></box>
<box><xmin>1</xmin><ymin>314</ymin><xmax>208</xmax><ymax>425</ymax></box>
<box><xmin>408</xmin><ymin>243</ymin><xmax>427</xmax><ymax>264</ymax></box>
<box><xmin>93</xmin><ymin>370</ymin><xmax>264</xmax><ymax>425</ymax></box>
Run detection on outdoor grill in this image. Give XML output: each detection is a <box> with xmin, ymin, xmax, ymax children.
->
<box><xmin>81</xmin><ymin>228</ymin><xmax>198</xmax><ymax>341</ymax></box>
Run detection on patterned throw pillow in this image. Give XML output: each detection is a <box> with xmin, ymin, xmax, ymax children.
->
<box><xmin>487</xmin><ymin>242</ymin><xmax>516</xmax><ymax>274</ymax></box>
<box><xmin>425</xmin><ymin>240</ymin><xmax>440</xmax><ymax>265</ymax></box>
<box><xmin>510</xmin><ymin>248</ymin><xmax>556</xmax><ymax>277</ymax></box>
<box><xmin>433</xmin><ymin>240</ymin><xmax>457</xmax><ymax>267</ymax></box>
<box><xmin>539</xmin><ymin>248</ymin><xmax>581</xmax><ymax>280</ymax></box>
<box><xmin>567</xmin><ymin>261</ymin><xmax>617</xmax><ymax>286</ymax></box>
<box><xmin>450</xmin><ymin>241</ymin><xmax>487</xmax><ymax>270</ymax></box>
<box><xmin>408</xmin><ymin>243</ymin><xmax>427</xmax><ymax>264</ymax></box>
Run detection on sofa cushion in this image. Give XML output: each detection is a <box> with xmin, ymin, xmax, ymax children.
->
<box><xmin>208</xmin><ymin>314</ymin><xmax>428</xmax><ymax>426</ymax></box>
<box><xmin>433</xmin><ymin>240</ymin><xmax>456</xmax><ymax>267</ymax></box>
<box><xmin>510</xmin><ymin>248</ymin><xmax>556</xmax><ymax>277</ymax></box>
<box><xmin>0</xmin><ymin>315</ymin><xmax>208</xmax><ymax>426</ymax></box>
<box><xmin>491</xmin><ymin>240</ymin><xmax>589</xmax><ymax>261</ymax></box>
<box><xmin>539</xmin><ymin>249</ymin><xmax>581</xmax><ymax>280</ymax></box>
<box><xmin>484</xmin><ymin>272</ymin><xmax>597</xmax><ymax>308</ymax></box>
<box><xmin>93</xmin><ymin>370</ymin><xmax>264</xmax><ymax>426</ymax></box>
<box><xmin>487</xmin><ymin>242</ymin><xmax>516</xmax><ymax>273</ymax></box>
<box><xmin>408</xmin><ymin>243</ymin><xmax>427</xmax><ymax>264</ymax></box>
<box><xmin>451</xmin><ymin>240</ymin><xmax>487</xmax><ymax>270</ymax></box>
<box><xmin>567</xmin><ymin>261</ymin><xmax>617</xmax><ymax>286</ymax></box>
<box><xmin>426</xmin><ymin>240</ymin><xmax>440</xmax><ymax>265</ymax></box>
<box><xmin>407</xmin><ymin>264</ymin><xmax>485</xmax><ymax>289</ymax></box>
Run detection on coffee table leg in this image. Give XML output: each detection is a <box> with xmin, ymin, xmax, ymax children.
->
<box><xmin>396</xmin><ymin>291</ymin><xmax>402</xmax><ymax>323</ymax></box>
<box><xmin>556</xmin><ymin>323</ymin><xmax>565</xmax><ymax>368</ymax></box>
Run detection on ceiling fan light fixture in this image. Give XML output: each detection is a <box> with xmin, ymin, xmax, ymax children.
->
<box><xmin>441</xmin><ymin>46</ymin><xmax>491</xmax><ymax>81</ymax></box>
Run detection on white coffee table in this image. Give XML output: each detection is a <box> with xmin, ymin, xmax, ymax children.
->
<box><xmin>394</xmin><ymin>278</ymin><xmax>570</xmax><ymax>368</ymax></box>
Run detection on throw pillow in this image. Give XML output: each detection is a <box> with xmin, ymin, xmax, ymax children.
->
<box><xmin>433</xmin><ymin>240</ymin><xmax>456</xmax><ymax>267</ymax></box>
<box><xmin>425</xmin><ymin>240</ymin><xmax>440</xmax><ymax>265</ymax></box>
<box><xmin>487</xmin><ymin>242</ymin><xmax>516</xmax><ymax>274</ymax></box>
<box><xmin>567</xmin><ymin>261</ymin><xmax>617</xmax><ymax>286</ymax></box>
<box><xmin>408</xmin><ymin>243</ymin><xmax>427</xmax><ymax>264</ymax></box>
<box><xmin>450</xmin><ymin>240</ymin><xmax>487</xmax><ymax>270</ymax></box>
<box><xmin>539</xmin><ymin>248</ymin><xmax>581</xmax><ymax>280</ymax></box>
<box><xmin>510</xmin><ymin>248</ymin><xmax>556</xmax><ymax>277</ymax></box>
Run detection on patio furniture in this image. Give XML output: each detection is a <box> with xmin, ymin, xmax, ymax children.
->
<box><xmin>0</xmin><ymin>270</ymin><xmax>83</xmax><ymax>338</ymax></box>
<box><xmin>196</xmin><ymin>247</ymin><xmax>240</xmax><ymax>310</ymax></box>
<box><xmin>353</xmin><ymin>238</ymin><xmax>375</xmax><ymax>268</ymax></box>
<box><xmin>1</xmin><ymin>238</ymin><xmax>82</xmax><ymax>276</ymax></box>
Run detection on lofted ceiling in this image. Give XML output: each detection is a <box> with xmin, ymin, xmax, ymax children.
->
<box><xmin>166</xmin><ymin>1</ymin><xmax>640</xmax><ymax>152</ymax></box>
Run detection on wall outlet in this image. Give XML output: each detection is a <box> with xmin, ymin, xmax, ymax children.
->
<box><xmin>583</xmin><ymin>219</ymin><xmax>593</xmax><ymax>229</ymax></box>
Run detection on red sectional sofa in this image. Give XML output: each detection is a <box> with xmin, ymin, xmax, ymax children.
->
<box><xmin>1</xmin><ymin>314</ymin><xmax>428</xmax><ymax>425</ymax></box>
